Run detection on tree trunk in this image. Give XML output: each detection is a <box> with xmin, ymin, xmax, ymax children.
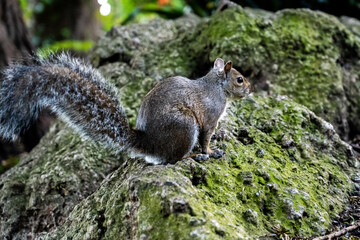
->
<box><xmin>33</xmin><ymin>0</ymin><xmax>101</xmax><ymax>45</ymax></box>
<box><xmin>0</xmin><ymin>0</ymin><xmax>32</xmax><ymax>66</ymax></box>
<box><xmin>0</xmin><ymin>0</ymin><xmax>53</xmax><ymax>164</ymax></box>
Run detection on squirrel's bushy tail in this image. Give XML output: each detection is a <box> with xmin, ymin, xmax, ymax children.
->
<box><xmin>0</xmin><ymin>53</ymin><xmax>136</xmax><ymax>150</ymax></box>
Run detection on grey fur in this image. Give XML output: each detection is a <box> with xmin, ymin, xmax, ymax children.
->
<box><xmin>0</xmin><ymin>54</ymin><xmax>250</xmax><ymax>164</ymax></box>
<box><xmin>0</xmin><ymin>53</ymin><xmax>132</xmax><ymax>150</ymax></box>
<box><xmin>132</xmin><ymin>61</ymin><xmax>251</xmax><ymax>164</ymax></box>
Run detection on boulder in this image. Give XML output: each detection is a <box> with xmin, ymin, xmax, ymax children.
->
<box><xmin>1</xmin><ymin>6</ymin><xmax>359</xmax><ymax>239</ymax></box>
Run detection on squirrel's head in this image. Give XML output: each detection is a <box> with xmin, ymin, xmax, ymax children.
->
<box><xmin>213</xmin><ymin>58</ymin><xmax>251</xmax><ymax>99</ymax></box>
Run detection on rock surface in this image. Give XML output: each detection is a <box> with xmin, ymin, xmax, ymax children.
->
<box><xmin>38</xmin><ymin>96</ymin><xmax>357</xmax><ymax>239</ymax></box>
<box><xmin>0</xmin><ymin>6</ymin><xmax>359</xmax><ymax>240</ymax></box>
<box><xmin>0</xmin><ymin>123</ymin><xmax>122</xmax><ymax>239</ymax></box>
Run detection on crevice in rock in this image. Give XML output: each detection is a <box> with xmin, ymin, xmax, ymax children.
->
<box><xmin>98</xmin><ymin>52</ymin><xmax>132</xmax><ymax>67</ymax></box>
<box><xmin>237</xmin><ymin>127</ymin><xmax>255</xmax><ymax>145</ymax></box>
<box><xmin>96</xmin><ymin>209</ymin><xmax>107</xmax><ymax>239</ymax></box>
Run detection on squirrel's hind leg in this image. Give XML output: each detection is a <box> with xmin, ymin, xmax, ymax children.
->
<box><xmin>137</xmin><ymin>119</ymin><xmax>199</xmax><ymax>164</ymax></box>
<box><xmin>163</xmin><ymin>124</ymin><xmax>199</xmax><ymax>164</ymax></box>
<box><xmin>188</xmin><ymin>127</ymin><xmax>225</xmax><ymax>162</ymax></box>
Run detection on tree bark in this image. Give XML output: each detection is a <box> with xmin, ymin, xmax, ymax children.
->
<box><xmin>0</xmin><ymin>0</ymin><xmax>32</xmax><ymax>66</ymax></box>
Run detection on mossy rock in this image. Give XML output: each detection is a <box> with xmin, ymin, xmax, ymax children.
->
<box><xmin>92</xmin><ymin>7</ymin><xmax>360</xmax><ymax>140</ymax></box>
<box><xmin>201</xmin><ymin>8</ymin><xmax>360</xmax><ymax>141</ymax></box>
<box><xmin>38</xmin><ymin>96</ymin><xmax>357</xmax><ymax>239</ymax></box>
<box><xmin>0</xmin><ymin>123</ymin><xmax>122</xmax><ymax>239</ymax></box>
<box><xmin>1</xmin><ymin>6</ymin><xmax>359</xmax><ymax>240</ymax></box>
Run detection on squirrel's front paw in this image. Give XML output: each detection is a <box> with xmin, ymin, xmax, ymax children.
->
<box><xmin>209</xmin><ymin>149</ymin><xmax>224</xmax><ymax>159</ymax></box>
<box><xmin>192</xmin><ymin>154</ymin><xmax>210</xmax><ymax>162</ymax></box>
<box><xmin>192</xmin><ymin>149</ymin><xmax>224</xmax><ymax>162</ymax></box>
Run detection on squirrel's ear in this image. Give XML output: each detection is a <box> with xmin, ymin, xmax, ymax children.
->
<box><xmin>213</xmin><ymin>58</ymin><xmax>224</xmax><ymax>69</ymax></box>
<box><xmin>224</xmin><ymin>61</ymin><xmax>232</xmax><ymax>76</ymax></box>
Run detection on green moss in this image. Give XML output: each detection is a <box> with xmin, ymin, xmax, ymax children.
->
<box><xmin>92</xmin><ymin>7</ymin><xmax>360</xmax><ymax>138</ymax></box>
<box><xmin>175</xmin><ymin>96</ymin><xmax>354</xmax><ymax>237</ymax></box>
<box><xmin>0</xmin><ymin>122</ymin><xmax>123</xmax><ymax>238</ymax></box>
<box><xmin>37</xmin><ymin>40</ymin><xmax>94</xmax><ymax>57</ymax></box>
<box><xmin>37</xmin><ymin>95</ymin><xmax>356</xmax><ymax>239</ymax></box>
<box><xmin>146</xmin><ymin>8</ymin><xmax>359</xmax><ymax>138</ymax></box>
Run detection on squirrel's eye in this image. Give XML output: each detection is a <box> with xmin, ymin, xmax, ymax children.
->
<box><xmin>236</xmin><ymin>77</ymin><xmax>243</xmax><ymax>84</ymax></box>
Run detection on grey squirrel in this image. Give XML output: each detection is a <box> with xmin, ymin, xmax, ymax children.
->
<box><xmin>0</xmin><ymin>53</ymin><xmax>251</xmax><ymax>164</ymax></box>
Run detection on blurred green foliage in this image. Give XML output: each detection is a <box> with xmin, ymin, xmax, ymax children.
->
<box><xmin>36</xmin><ymin>40</ymin><xmax>94</xmax><ymax>57</ymax></box>
<box><xmin>18</xmin><ymin>0</ymin><xmax>360</xmax><ymax>52</ymax></box>
<box><xmin>99</xmin><ymin>0</ymin><xmax>217</xmax><ymax>30</ymax></box>
<box><xmin>98</xmin><ymin>0</ymin><xmax>360</xmax><ymax>28</ymax></box>
<box><xmin>19</xmin><ymin>0</ymin><xmax>32</xmax><ymax>20</ymax></box>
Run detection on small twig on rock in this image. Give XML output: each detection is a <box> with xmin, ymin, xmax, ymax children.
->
<box><xmin>216</xmin><ymin>0</ymin><xmax>240</xmax><ymax>12</ymax></box>
<box><xmin>312</xmin><ymin>221</ymin><xmax>360</xmax><ymax>240</ymax></box>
